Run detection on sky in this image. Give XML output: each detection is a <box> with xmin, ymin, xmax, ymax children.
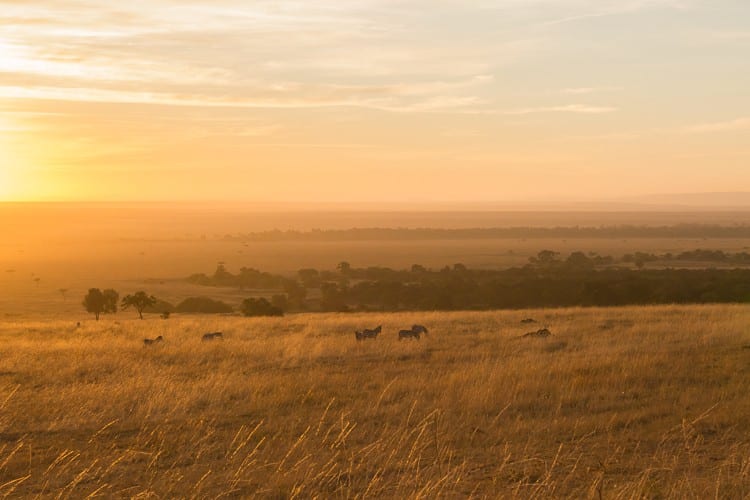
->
<box><xmin>0</xmin><ymin>0</ymin><xmax>748</xmax><ymax>203</ymax></box>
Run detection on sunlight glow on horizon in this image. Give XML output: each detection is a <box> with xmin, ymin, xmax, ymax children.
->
<box><xmin>0</xmin><ymin>0</ymin><xmax>748</xmax><ymax>202</ymax></box>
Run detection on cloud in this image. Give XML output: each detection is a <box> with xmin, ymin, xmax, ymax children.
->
<box><xmin>0</xmin><ymin>2</ymin><xmax>539</xmax><ymax>116</ymax></box>
<box><xmin>0</xmin><ymin>82</ymin><xmax>492</xmax><ymax>115</ymax></box>
<box><xmin>560</xmin><ymin>86</ymin><xmax>623</xmax><ymax>95</ymax></box>
<box><xmin>682</xmin><ymin>118</ymin><xmax>750</xmax><ymax>134</ymax></box>
<box><xmin>504</xmin><ymin>104</ymin><xmax>618</xmax><ymax>115</ymax></box>
<box><xmin>538</xmin><ymin>0</ymin><xmax>690</xmax><ymax>27</ymax></box>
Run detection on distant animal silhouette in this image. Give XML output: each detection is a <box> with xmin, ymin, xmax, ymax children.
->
<box><xmin>202</xmin><ymin>332</ymin><xmax>224</xmax><ymax>341</ymax></box>
<box><xmin>355</xmin><ymin>325</ymin><xmax>381</xmax><ymax>341</ymax></box>
<box><xmin>411</xmin><ymin>324</ymin><xmax>428</xmax><ymax>335</ymax></box>
<box><xmin>520</xmin><ymin>318</ymin><xmax>537</xmax><ymax>324</ymax></box>
<box><xmin>143</xmin><ymin>335</ymin><xmax>163</xmax><ymax>346</ymax></box>
<box><xmin>359</xmin><ymin>325</ymin><xmax>381</xmax><ymax>340</ymax></box>
<box><xmin>399</xmin><ymin>326</ymin><xmax>422</xmax><ymax>340</ymax></box>
<box><xmin>522</xmin><ymin>328</ymin><xmax>552</xmax><ymax>338</ymax></box>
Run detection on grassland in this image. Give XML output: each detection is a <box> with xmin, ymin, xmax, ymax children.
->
<box><xmin>1</xmin><ymin>305</ymin><xmax>749</xmax><ymax>498</ymax></box>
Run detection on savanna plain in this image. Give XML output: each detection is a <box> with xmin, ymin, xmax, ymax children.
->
<box><xmin>2</xmin><ymin>206</ymin><xmax>750</xmax><ymax>498</ymax></box>
<box><xmin>1</xmin><ymin>306</ymin><xmax>750</xmax><ymax>498</ymax></box>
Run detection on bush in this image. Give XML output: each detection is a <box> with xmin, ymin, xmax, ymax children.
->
<box><xmin>271</xmin><ymin>294</ymin><xmax>288</xmax><ymax>311</ymax></box>
<box><xmin>143</xmin><ymin>299</ymin><xmax>176</xmax><ymax>314</ymax></box>
<box><xmin>175</xmin><ymin>297</ymin><xmax>233</xmax><ymax>314</ymax></box>
<box><xmin>240</xmin><ymin>297</ymin><xmax>283</xmax><ymax>317</ymax></box>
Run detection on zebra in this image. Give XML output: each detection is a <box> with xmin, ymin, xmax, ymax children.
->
<box><xmin>522</xmin><ymin>328</ymin><xmax>552</xmax><ymax>338</ymax></box>
<box><xmin>399</xmin><ymin>327</ymin><xmax>421</xmax><ymax>340</ymax></box>
<box><xmin>202</xmin><ymin>332</ymin><xmax>224</xmax><ymax>341</ymax></box>
<box><xmin>360</xmin><ymin>325</ymin><xmax>381</xmax><ymax>339</ymax></box>
<box><xmin>143</xmin><ymin>335</ymin><xmax>163</xmax><ymax>346</ymax></box>
<box><xmin>411</xmin><ymin>324</ymin><xmax>428</xmax><ymax>335</ymax></box>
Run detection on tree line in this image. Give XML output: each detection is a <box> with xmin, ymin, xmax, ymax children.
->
<box><xmin>82</xmin><ymin>289</ymin><xmax>282</xmax><ymax>320</ymax></box>
<box><xmin>82</xmin><ymin>247</ymin><xmax>750</xmax><ymax>319</ymax></box>
<box><xmin>184</xmin><ymin>251</ymin><xmax>750</xmax><ymax>313</ymax></box>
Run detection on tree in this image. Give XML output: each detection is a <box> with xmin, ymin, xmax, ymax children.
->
<box><xmin>121</xmin><ymin>291</ymin><xmax>157</xmax><ymax>319</ymax></box>
<box><xmin>537</xmin><ymin>250</ymin><xmax>559</xmax><ymax>264</ymax></box>
<box><xmin>58</xmin><ymin>288</ymin><xmax>69</xmax><ymax>301</ymax></box>
<box><xmin>565</xmin><ymin>251</ymin><xmax>594</xmax><ymax>270</ymax></box>
<box><xmin>283</xmin><ymin>280</ymin><xmax>307</xmax><ymax>309</ymax></box>
<box><xmin>529</xmin><ymin>250</ymin><xmax>560</xmax><ymax>268</ymax></box>
<box><xmin>213</xmin><ymin>262</ymin><xmax>234</xmax><ymax>285</ymax></box>
<box><xmin>336</xmin><ymin>261</ymin><xmax>351</xmax><ymax>276</ymax></box>
<box><xmin>298</xmin><ymin>268</ymin><xmax>320</xmax><ymax>288</ymax></box>
<box><xmin>83</xmin><ymin>288</ymin><xmax>118</xmax><ymax>320</ymax></box>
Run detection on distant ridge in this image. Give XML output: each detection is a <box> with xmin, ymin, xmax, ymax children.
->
<box><xmin>623</xmin><ymin>192</ymin><xmax>750</xmax><ymax>208</ymax></box>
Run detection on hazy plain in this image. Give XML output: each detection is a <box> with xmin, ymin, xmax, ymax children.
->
<box><xmin>3</xmin><ymin>203</ymin><xmax>750</xmax><ymax>318</ymax></box>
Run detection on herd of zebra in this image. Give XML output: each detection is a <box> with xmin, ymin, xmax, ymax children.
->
<box><xmin>355</xmin><ymin>324</ymin><xmax>428</xmax><ymax>341</ymax></box>
<box><xmin>143</xmin><ymin>326</ymin><xmax>428</xmax><ymax>346</ymax></box>
<box><xmin>142</xmin><ymin>317</ymin><xmax>553</xmax><ymax>346</ymax></box>
<box><xmin>143</xmin><ymin>331</ymin><xmax>223</xmax><ymax>346</ymax></box>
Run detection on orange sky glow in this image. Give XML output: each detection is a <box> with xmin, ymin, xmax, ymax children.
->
<box><xmin>0</xmin><ymin>1</ymin><xmax>748</xmax><ymax>202</ymax></box>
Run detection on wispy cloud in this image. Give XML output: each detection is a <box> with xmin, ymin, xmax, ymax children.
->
<box><xmin>560</xmin><ymin>86</ymin><xmax>623</xmax><ymax>95</ymax></box>
<box><xmin>538</xmin><ymin>0</ymin><xmax>690</xmax><ymax>27</ymax></box>
<box><xmin>505</xmin><ymin>104</ymin><xmax>618</xmax><ymax>115</ymax></box>
<box><xmin>682</xmin><ymin>117</ymin><xmax>750</xmax><ymax>134</ymax></box>
<box><xmin>0</xmin><ymin>75</ymin><xmax>494</xmax><ymax>114</ymax></box>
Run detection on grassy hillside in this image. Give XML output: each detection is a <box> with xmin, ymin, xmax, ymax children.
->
<box><xmin>1</xmin><ymin>305</ymin><xmax>749</xmax><ymax>497</ymax></box>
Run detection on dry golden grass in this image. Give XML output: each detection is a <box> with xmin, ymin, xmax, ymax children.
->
<box><xmin>0</xmin><ymin>305</ymin><xmax>749</xmax><ymax>498</ymax></box>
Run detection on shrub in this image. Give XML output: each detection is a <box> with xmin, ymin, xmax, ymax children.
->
<box><xmin>143</xmin><ymin>299</ymin><xmax>176</xmax><ymax>314</ymax></box>
<box><xmin>176</xmin><ymin>297</ymin><xmax>234</xmax><ymax>314</ymax></box>
<box><xmin>240</xmin><ymin>297</ymin><xmax>283</xmax><ymax>317</ymax></box>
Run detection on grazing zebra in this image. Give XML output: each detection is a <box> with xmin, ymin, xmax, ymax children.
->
<box><xmin>143</xmin><ymin>335</ymin><xmax>163</xmax><ymax>346</ymax></box>
<box><xmin>360</xmin><ymin>325</ymin><xmax>381</xmax><ymax>339</ymax></box>
<box><xmin>202</xmin><ymin>332</ymin><xmax>224</xmax><ymax>341</ymax></box>
<box><xmin>522</xmin><ymin>328</ymin><xmax>552</xmax><ymax>338</ymax></box>
<box><xmin>399</xmin><ymin>327</ymin><xmax>421</xmax><ymax>340</ymax></box>
<box><xmin>411</xmin><ymin>324</ymin><xmax>428</xmax><ymax>335</ymax></box>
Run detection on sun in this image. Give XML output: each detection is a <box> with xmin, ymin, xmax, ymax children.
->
<box><xmin>0</xmin><ymin>163</ymin><xmax>17</xmax><ymax>199</ymax></box>
<box><xmin>0</xmin><ymin>169</ymin><xmax>15</xmax><ymax>200</ymax></box>
<box><xmin>0</xmin><ymin>138</ymin><xmax>23</xmax><ymax>200</ymax></box>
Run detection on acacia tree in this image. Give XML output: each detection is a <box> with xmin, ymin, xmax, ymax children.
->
<box><xmin>83</xmin><ymin>288</ymin><xmax>118</xmax><ymax>320</ymax></box>
<box><xmin>121</xmin><ymin>291</ymin><xmax>157</xmax><ymax>319</ymax></box>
